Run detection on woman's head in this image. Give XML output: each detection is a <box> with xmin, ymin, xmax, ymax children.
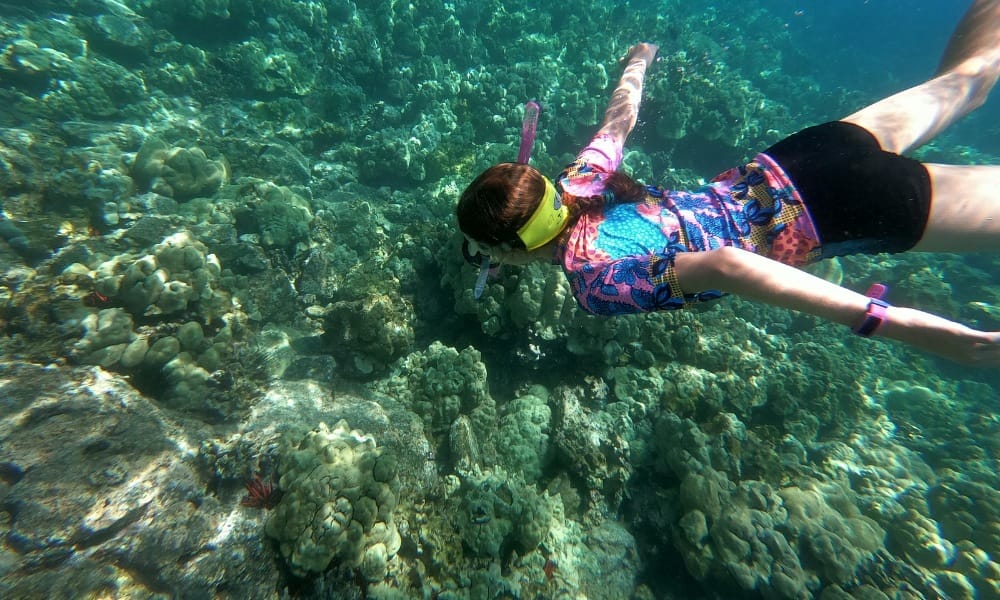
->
<box><xmin>456</xmin><ymin>161</ymin><xmax>646</xmax><ymax>253</ymax></box>
<box><xmin>456</xmin><ymin>162</ymin><xmax>547</xmax><ymax>249</ymax></box>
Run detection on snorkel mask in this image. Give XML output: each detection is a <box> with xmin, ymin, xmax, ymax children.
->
<box><xmin>464</xmin><ymin>100</ymin><xmax>569</xmax><ymax>299</ymax></box>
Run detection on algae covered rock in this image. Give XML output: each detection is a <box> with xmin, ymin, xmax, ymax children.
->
<box><xmin>265</xmin><ymin>420</ymin><xmax>402</xmax><ymax>580</ymax></box>
<box><xmin>322</xmin><ymin>292</ymin><xmax>415</xmax><ymax>375</ymax></box>
<box><xmin>231</xmin><ymin>180</ymin><xmax>313</xmax><ymax>250</ymax></box>
<box><xmin>496</xmin><ymin>385</ymin><xmax>552</xmax><ymax>482</ymax></box>
<box><xmin>457</xmin><ymin>468</ymin><xmax>554</xmax><ymax>558</ymax></box>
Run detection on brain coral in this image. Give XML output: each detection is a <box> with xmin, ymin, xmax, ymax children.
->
<box><xmin>265</xmin><ymin>420</ymin><xmax>401</xmax><ymax>580</ymax></box>
<box><xmin>132</xmin><ymin>137</ymin><xmax>228</xmax><ymax>200</ymax></box>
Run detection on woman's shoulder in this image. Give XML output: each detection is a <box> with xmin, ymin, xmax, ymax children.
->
<box><xmin>557</xmin><ymin>158</ymin><xmax>614</xmax><ymax>198</ymax></box>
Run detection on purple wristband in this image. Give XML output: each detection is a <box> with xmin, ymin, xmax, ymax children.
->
<box><xmin>853</xmin><ymin>283</ymin><xmax>890</xmax><ymax>337</ymax></box>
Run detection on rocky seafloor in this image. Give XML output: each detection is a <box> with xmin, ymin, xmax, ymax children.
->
<box><xmin>2</xmin><ymin>0</ymin><xmax>1000</xmax><ymax>598</ymax></box>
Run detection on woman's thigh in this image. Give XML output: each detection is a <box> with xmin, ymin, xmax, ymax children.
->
<box><xmin>841</xmin><ymin>68</ymin><xmax>993</xmax><ymax>156</ymax></box>
<box><xmin>913</xmin><ymin>163</ymin><xmax>1000</xmax><ymax>252</ymax></box>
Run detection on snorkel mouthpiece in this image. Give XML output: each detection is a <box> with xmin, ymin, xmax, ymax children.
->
<box><xmin>473</xmin><ymin>254</ymin><xmax>491</xmax><ymax>299</ymax></box>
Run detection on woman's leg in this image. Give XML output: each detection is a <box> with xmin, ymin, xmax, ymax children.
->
<box><xmin>912</xmin><ymin>163</ymin><xmax>1000</xmax><ymax>252</ymax></box>
<box><xmin>841</xmin><ymin>0</ymin><xmax>1000</xmax><ymax>155</ymax></box>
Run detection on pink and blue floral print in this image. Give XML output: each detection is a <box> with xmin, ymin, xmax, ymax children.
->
<box><xmin>555</xmin><ymin>138</ymin><xmax>821</xmax><ymax>316</ymax></box>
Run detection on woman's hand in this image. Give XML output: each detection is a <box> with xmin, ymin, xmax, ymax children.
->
<box><xmin>625</xmin><ymin>43</ymin><xmax>659</xmax><ymax>65</ymax></box>
<box><xmin>969</xmin><ymin>334</ymin><xmax>1000</xmax><ymax>365</ymax></box>
<box><xmin>881</xmin><ymin>306</ymin><xmax>1000</xmax><ymax>366</ymax></box>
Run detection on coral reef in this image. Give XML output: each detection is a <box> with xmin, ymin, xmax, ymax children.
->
<box><xmin>2</xmin><ymin>0</ymin><xmax>1000</xmax><ymax>598</ymax></box>
<box><xmin>62</xmin><ymin>231</ymin><xmax>239</xmax><ymax>411</ymax></box>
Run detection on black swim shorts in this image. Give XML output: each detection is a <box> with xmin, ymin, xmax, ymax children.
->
<box><xmin>763</xmin><ymin>121</ymin><xmax>932</xmax><ymax>257</ymax></box>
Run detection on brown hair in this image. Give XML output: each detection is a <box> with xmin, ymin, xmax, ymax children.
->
<box><xmin>456</xmin><ymin>162</ymin><xmax>649</xmax><ymax>248</ymax></box>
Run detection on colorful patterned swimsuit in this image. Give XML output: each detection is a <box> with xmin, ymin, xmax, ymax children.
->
<box><xmin>557</xmin><ymin>134</ymin><xmax>822</xmax><ymax>316</ymax></box>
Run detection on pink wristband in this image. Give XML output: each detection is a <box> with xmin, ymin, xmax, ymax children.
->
<box><xmin>853</xmin><ymin>283</ymin><xmax>890</xmax><ymax>337</ymax></box>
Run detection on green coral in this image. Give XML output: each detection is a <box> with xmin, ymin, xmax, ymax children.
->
<box><xmin>384</xmin><ymin>342</ymin><xmax>490</xmax><ymax>435</ymax></box>
<box><xmin>496</xmin><ymin>385</ymin><xmax>551</xmax><ymax>482</ymax></box>
<box><xmin>266</xmin><ymin>420</ymin><xmax>402</xmax><ymax>580</ymax></box>
<box><xmin>240</xmin><ymin>181</ymin><xmax>313</xmax><ymax>250</ymax></box>
<box><xmin>457</xmin><ymin>468</ymin><xmax>553</xmax><ymax>558</ymax></box>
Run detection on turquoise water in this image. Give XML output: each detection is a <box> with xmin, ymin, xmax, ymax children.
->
<box><xmin>1</xmin><ymin>1</ymin><xmax>999</xmax><ymax>598</ymax></box>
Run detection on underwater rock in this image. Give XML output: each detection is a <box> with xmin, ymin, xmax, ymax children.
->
<box><xmin>321</xmin><ymin>292</ymin><xmax>415</xmax><ymax>376</ymax></box>
<box><xmin>92</xmin><ymin>14</ymin><xmax>147</xmax><ymax>50</ymax></box>
<box><xmin>0</xmin><ymin>217</ymin><xmax>50</xmax><ymax>263</ymax></box>
<box><xmin>2</xmin><ymin>17</ymin><xmax>147</xmax><ymax>118</ymax></box>
<box><xmin>449</xmin><ymin>415</ymin><xmax>481</xmax><ymax>476</ymax></box>
<box><xmin>0</xmin><ymin>362</ymin><xmax>280</xmax><ymax>598</ymax></box>
<box><xmin>1</xmin><ymin>39</ymin><xmax>60</xmax><ymax>79</ymax></box>
<box><xmin>122</xmin><ymin>215</ymin><xmax>178</xmax><ymax>247</ymax></box>
<box><xmin>265</xmin><ymin>421</ymin><xmax>402</xmax><ymax>580</ymax></box>
<box><xmin>256</xmin><ymin>141</ymin><xmax>312</xmax><ymax>186</ymax></box>
<box><xmin>550</xmin><ymin>386</ymin><xmax>633</xmax><ymax>515</ymax></box>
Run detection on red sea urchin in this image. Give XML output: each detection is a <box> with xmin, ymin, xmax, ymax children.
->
<box><xmin>240</xmin><ymin>474</ymin><xmax>282</xmax><ymax>509</ymax></box>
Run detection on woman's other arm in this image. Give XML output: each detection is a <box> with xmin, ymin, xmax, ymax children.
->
<box><xmin>595</xmin><ymin>43</ymin><xmax>659</xmax><ymax>147</ymax></box>
<box><xmin>675</xmin><ymin>246</ymin><xmax>1000</xmax><ymax>365</ymax></box>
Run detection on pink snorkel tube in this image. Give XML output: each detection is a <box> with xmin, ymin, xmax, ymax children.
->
<box><xmin>517</xmin><ymin>100</ymin><xmax>541</xmax><ymax>164</ymax></box>
<box><xmin>473</xmin><ymin>101</ymin><xmax>542</xmax><ymax>299</ymax></box>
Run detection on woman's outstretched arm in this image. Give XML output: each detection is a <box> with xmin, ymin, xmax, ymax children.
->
<box><xmin>594</xmin><ymin>43</ymin><xmax>659</xmax><ymax>147</ymax></box>
<box><xmin>675</xmin><ymin>246</ymin><xmax>1000</xmax><ymax>365</ymax></box>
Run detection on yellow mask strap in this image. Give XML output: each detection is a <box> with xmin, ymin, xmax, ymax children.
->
<box><xmin>516</xmin><ymin>178</ymin><xmax>569</xmax><ymax>250</ymax></box>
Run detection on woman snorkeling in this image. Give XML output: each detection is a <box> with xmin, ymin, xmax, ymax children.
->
<box><xmin>457</xmin><ymin>0</ymin><xmax>1000</xmax><ymax>366</ymax></box>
